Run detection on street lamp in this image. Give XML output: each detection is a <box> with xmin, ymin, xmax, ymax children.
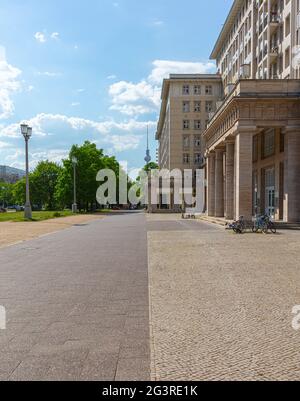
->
<box><xmin>20</xmin><ymin>124</ymin><xmax>32</xmax><ymax>219</ymax></box>
<box><xmin>72</xmin><ymin>156</ymin><xmax>78</xmax><ymax>213</ymax></box>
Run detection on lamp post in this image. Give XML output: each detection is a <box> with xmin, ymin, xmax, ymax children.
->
<box><xmin>20</xmin><ymin>124</ymin><xmax>32</xmax><ymax>219</ymax></box>
<box><xmin>72</xmin><ymin>156</ymin><xmax>78</xmax><ymax>213</ymax></box>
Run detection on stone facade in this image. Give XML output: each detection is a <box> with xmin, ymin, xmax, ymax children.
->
<box><xmin>155</xmin><ymin>74</ymin><xmax>223</xmax><ymax>211</ymax></box>
<box><xmin>204</xmin><ymin>0</ymin><xmax>300</xmax><ymax>223</ymax></box>
<box><xmin>211</xmin><ymin>0</ymin><xmax>300</xmax><ymax>88</ymax></box>
<box><xmin>204</xmin><ymin>80</ymin><xmax>300</xmax><ymax>222</ymax></box>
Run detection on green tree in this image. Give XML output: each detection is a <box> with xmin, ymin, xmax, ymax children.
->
<box><xmin>31</xmin><ymin>161</ymin><xmax>62</xmax><ymax>210</ymax></box>
<box><xmin>12</xmin><ymin>179</ymin><xmax>26</xmax><ymax>206</ymax></box>
<box><xmin>0</xmin><ymin>182</ymin><xmax>14</xmax><ymax>207</ymax></box>
<box><xmin>55</xmin><ymin>141</ymin><xmax>122</xmax><ymax>211</ymax></box>
<box><xmin>144</xmin><ymin>162</ymin><xmax>159</xmax><ymax>172</ymax></box>
<box><xmin>12</xmin><ymin>162</ymin><xmax>62</xmax><ymax>210</ymax></box>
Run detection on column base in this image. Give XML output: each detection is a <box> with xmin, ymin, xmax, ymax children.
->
<box><xmin>24</xmin><ymin>203</ymin><xmax>32</xmax><ymax>220</ymax></box>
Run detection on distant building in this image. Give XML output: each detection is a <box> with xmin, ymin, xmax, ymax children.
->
<box><xmin>0</xmin><ymin>166</ymin><xmax>25</xmax><ymax>184</ymax></box>
<box><xmin>155</xmin><ymin>74</ymin><xmax>223</xmax><ymax>211</ymax></box>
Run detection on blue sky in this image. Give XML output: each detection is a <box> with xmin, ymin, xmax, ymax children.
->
<box><xmin>0</xmin><ymin>0</ymin><xmax>232</xmax><ymax>177</ymax></box>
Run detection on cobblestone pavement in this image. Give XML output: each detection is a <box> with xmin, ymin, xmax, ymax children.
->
<box><xmin>0</xmin><ymin>212</ymin><xmax>149</xmax><ymax>381</ymax></box>
<box><xmin>147</xmin><ymin>214</ymin><xmax>300</xmax><ymax>381</ymax></box>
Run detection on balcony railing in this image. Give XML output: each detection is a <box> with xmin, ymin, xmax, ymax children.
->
<box><xmin>270</xmin><ymin>13</ymin><xmax>281</xmax><ymax>23</ymax></box>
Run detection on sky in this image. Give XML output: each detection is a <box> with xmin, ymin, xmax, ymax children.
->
<box><xmin>0</xmin><ymin>0</ymin><xmax>232</xmax><ymax>178</ymax></box>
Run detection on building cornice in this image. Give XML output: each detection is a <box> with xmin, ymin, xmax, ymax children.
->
<box><xmin>210</xmin><ymin>0</ymin><xmax>244</xmax><ymax>60</ymax></box>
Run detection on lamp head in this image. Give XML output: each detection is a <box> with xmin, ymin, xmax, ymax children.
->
<box><xmin>21</xmin><ymin>124</ymin><xmax>32</xmax><ymax>140</ymax></box>
<box><xmin>27</xmin><ymin>127</ymin><xmax>32</xmax><ymax>139</ymax></box>
<box><xmin>72</xmin><ymin>156</ymin><xmax>78</xmax><ymax>165</ymax></box>
<box><xmin>20</xmin><ymin>124</ymin><xmax>28</xmax><ymax>136</ymax></box>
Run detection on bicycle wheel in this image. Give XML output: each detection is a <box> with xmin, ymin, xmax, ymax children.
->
<box><xmin>269</xmin><ymin>222</ymin><xmax>277</xmax><ymax>234</ymax></box>
<box><xmin>262</xmin><ymin>223</ymin><xmax>269</xmax><ymax>234</ymax></box>
<box><xmin>252</xmin><ymin>224</ymin><xmax>259</xmax><ymax>233</ymax></box>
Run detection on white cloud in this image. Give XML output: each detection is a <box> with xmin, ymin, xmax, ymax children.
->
<box><xmin>109</xmin><ymin>59</ymin><xmax>215</xmax><ymax>116</ymax></box>
<box><xmin>109</xmin><ymin>80</ymin><xmax>160</xmax><ymax>116</ymax></box>
<box><xmin>0</xmin><ymin>46</ymin><xmax>22</xmax><ymax>119</ymax></box>
<box><xmin>106</xmin><ymin>134</ymin><xmax>141</xmax><ymax>152</ymax></box>
<box><xmin>0</xmin><ymin>113</ymin><xmax>156</xmax><ymax>154</ymax></box>
<box><xmin>51</xmin><ymin>32</ymin><xmax>60</xmax><ymax>40</ymax></box>
<box><xmin>34</xmin><ymin>32</ymin><xmax>46</xmax><ymax>43</ymax></box>
<box><xmin>37</xmin><ymin>71</ymin><xmax>62</xmax><ymax>77</ymax></box>
<box><xmin>71</xmin><ymin>102</ymin><xmax>80</xmax><ymax>107</ymax></box>
<box><xmin>30</xmin><ymin>149</ymin><xmax>69</xmax><ymax>168</ymax></box>
<box><xmin>148</xmin><ymin>60</ymin><xmax>216</xmax><ymax>84</ymax></box>
<box><xmin>0</xmin><ymin>140</ymin><xmax>10</xmax><ymax>148</ymax></box>
<box><xmin>152</xmin><ymin>19</ymin><xmax>164</xmax><ymax>26</ymax></box>
<box><xmin>107</xmin><ymin>74</ymin><xmax>117</xmax><ymax>80</ymax></box>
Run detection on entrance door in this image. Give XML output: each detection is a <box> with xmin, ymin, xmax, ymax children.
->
<box><xmin>265</xmin><ymin>168</ymin><xmax>275</xmax><ymax>218</ymax></box>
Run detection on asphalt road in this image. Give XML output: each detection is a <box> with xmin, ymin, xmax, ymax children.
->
<box><xmin>0</xmin><ymin>212</ymin><xmax>150</xmax><ymax>381</ymax></box>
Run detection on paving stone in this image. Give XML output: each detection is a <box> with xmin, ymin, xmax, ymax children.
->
<box><xmin>147</xmin><ymin>214</ymin><xmax>300</xmax><ymax>381</ymax></box>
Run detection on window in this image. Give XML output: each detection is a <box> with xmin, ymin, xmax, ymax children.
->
<box><xmin>183</xmin><ymin>154</ymin><xmax>190</xmax><ymax>165</ymax></box>
<box><xmin>285</xmin><ymin>14</ymin><xmax>291</xmax><ymax>37</ymax></box>
<box><xmin>205</xmin><ymin>101</ymin><xmax>213</xmax><ymax>113</ymax></box>
<box><xmin>183</xmin><ymin>135</ymin><xmax>190</xmax><ymax>149</ymax></box>
<box><xmin>194</xmin><ymin>101</ymin><xmax>201</xmax><ymax>112</ymax></box>
<box><xmin>285</xmin><ymin>47</ymin><xmax>290</xmax><ymax>69</ymax></box>
<box><xmin>194</xmin><ymin>85</ymin><xmax>201</xmax><ymax>95</ymax></box>
<box><xmin>183</xmin><ymin>85</ymin><xmax>190</xmax><ymax>95</ymax></box>
<box><xmin>263</xmin><ymin>130</ymin><xmax>275</xmax><ymax>158</ymax></box>
<box><xmin>194</xmin><ymin>120</ymin><xmax>202</xmax><ymax>130</ymax></box>
<box><xmin>183</xmin><ymin>120</ymin><xmax>190</xmax><ymax>130</ymax></box>
<box><xmin>253</xmin><ymin>135</ymin><xmax>258</xmax><ymax>162</ymax></box>
<box><xmin>194</xmin><ymin>135</ymin><xmax>201</xmax><ymax>148</ymax></box>
<box><xmin>194</xmin><ymin>153</ymin><xmax>202</xmax><ymax>165</ymax></box>
<box><xmin>280</xmin><ymin>130</ymin><xmax>285</xmax><ymax>153</ymax></box>
<box><xmin>205</xmin><ymin>85</ymin><xmax>213</xmax><ymax>95</ymax></box>
<box><xmin>182</xmin><ymin>101</ymin><xmax>190</xmax><ymax>113</ymax></box>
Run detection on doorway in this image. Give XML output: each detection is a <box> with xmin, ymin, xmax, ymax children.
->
<box><xmin>265</xmin><ymin>168</ymin><xmax>275</xmax><ymax>218</ymax></box>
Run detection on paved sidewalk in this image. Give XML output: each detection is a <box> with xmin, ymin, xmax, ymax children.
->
<box><xmin>147</xmin><ymin>214</ymin><xmax>300</xmax><ymax>381</ymax></box>
<box><xmin>0</xmin><ymin>215</ymin><xmax>102</xmax><ymax>249</ymax></box>
<box><xmin>0</xmin><ymin>212</ymin><xmax>149</xmax><ymax>381</ymax></box>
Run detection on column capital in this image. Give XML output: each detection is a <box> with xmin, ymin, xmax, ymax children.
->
<box><xmin>215</xmin><ymin>148</ymin><xmax>224</xmax><ymax>154</ymax></box>
<box><xmin>234</xmin><ymin>125</ymin><xmax>257</xmax><ymax>136</ymax></box>
<box><xmin>282</xmin><ymin>126</ymin><xmax>300</xmax><ymax>134</ymax></box>
<box><xmin>205</xmin><ymin>150</ymin><xmax>216</xmax><ymax>158</ymax></box>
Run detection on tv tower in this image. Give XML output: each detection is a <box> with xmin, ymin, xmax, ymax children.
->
<box><xmin>144</xmin><ymin>125</ymin><xmax>151</xmax><ymax>164</ymax></box>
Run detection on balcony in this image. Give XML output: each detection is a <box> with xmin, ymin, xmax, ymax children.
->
<box><xmin>270</xmin><ymin>13</ymin><xmax>281</xmax><ymax>35</ymax></box>
<box><xmin>269</xmin><ymin>45</ymin><xmax>279</xmax><ymax>62</ymax></box>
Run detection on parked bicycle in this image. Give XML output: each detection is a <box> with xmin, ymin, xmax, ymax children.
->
<box><xmin>252</xmin><ymin>214</ymin><xmax>277</xmax><ymax>234</ymax></box>
<box><xmin>226</xmin><ymin>216</ymin><xmax>246</xmax><ymax>234</ymax></box>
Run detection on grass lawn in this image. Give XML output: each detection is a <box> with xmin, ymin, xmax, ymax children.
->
<box><xmin>0</xmin><ymin>210</ymin><xmax>74</xmax><ymax>222</ymax></box>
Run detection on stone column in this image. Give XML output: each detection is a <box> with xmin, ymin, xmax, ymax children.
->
<box><xmin>215</xmin><ymin>149</ymin><xmax>224</xmax><ymax>217</ymax></box>
<box><xmin>207</xmin><ymin>152</ymin><xmax>216</xmax><ymax>217</ymax></box>
<box><xmin>286</xmin><ymin>128</ymin><xmax>300</xmax><ymax>222</ymax></box>
<box><xmin>225</xmin><ymin>142</ymin><xmax>235</xmax><ymax>220</ymax></box>
<box><xmin>234</xmin><ymin>131</ymin><xmax>254</xmax><ymax>221</ymax></box>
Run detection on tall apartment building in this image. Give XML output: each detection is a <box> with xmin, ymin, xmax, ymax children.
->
<box><xmin>203</xmin><ymin>0</ymin><xmax>300</xmax><ymax>223</ymax></box>
<box><xmin>156</xmin><ymin>74</ymin><xmax>223</xmax><ymax>210</ymax></box>
<box><xmin>212</xmin><ymin>0</ymin><xmax>300</xmax><ymax>92</ymax></box>
<box><xmin>0</xmin><ymin>165</ymin><xmax>25</xmax><ymax>184</ymax></box>
<box><xmin>157</xmin><ymin>74</ymin><xmax>223</xmax><ymax>171</ymax></box>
